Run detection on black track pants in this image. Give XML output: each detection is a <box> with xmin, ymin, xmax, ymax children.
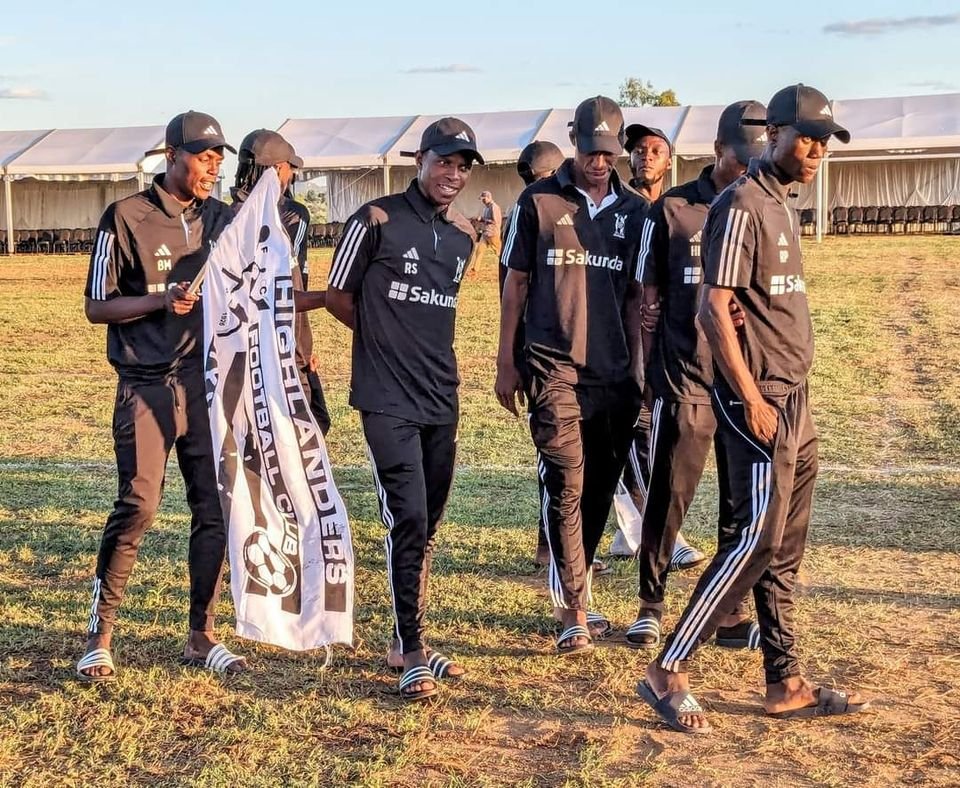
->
<box><xmin>362</xmin><ymin>412</ymin><xmax>457</xmax><ymax>655</ymax></box>
<box><xmin>87</xmin><ymin>369</ymin><xmax>227</xmax><ymax>635</ymax></box>
<box><xmin>658</xmin><ymin>381</ymin><xmax>818</xmax><ymax>684</ymax></box>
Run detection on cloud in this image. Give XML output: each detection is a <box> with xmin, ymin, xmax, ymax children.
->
<box><xmin>0</xmin><ymin>87</ymin><xmax>47</xmax><ymax>100</ymax></box>
<box><xmin>905</xmin><ymin>79</ymin><xmax>960</xmax><ymax>92</ymax></box>
<box><xmin>401</xmin><ymin>64</ymin><xmax>481</xmax><ymax>74</ymax></box>
<box><xmin>824</xmin><ymin>13</ymin><xmax>960</xmax><ymax>36</ymax></box>
<box><xmin>0</xmin><ymin>36</ymin><xmax>14</xmax><ymax>46</ymax></box>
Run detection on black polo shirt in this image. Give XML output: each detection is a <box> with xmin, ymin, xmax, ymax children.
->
<box><xmin>638</xmin><ymin>165</ymin><xmax>718</xmax><ymax>403</ymax></box>
<box><xmin>702</xmin><ymin>156</ymin><xmax>812</xmax><ymax>390</ymax></box>
<box><xmin>503</xmin><ymin>159</ymin><xmax>647</xmax><ymax>386</ymax></box>
<box><xmin>84</xmin><ymin>174</ymin><xmax>233</xmax><ymax>381</ymax></box>
<box><xmin>328</xmin><ymin>180</ymin><xmax>475</xmax><ymax>424</ymax></box>
<box><xmin>230</xmin><ymin>188</ymin><xmax>315</xmax><ymax>371</ymax></box>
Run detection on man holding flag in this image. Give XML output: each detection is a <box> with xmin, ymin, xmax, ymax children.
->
<box><xmin>77</xmin><ymin>111</ymin><xmax>244</xmax><ymax>681</ymax></box>
<box><xmin>327</xmin><ymin>118</ymin><xmax>482</xmax><ymax>702</ymax></box>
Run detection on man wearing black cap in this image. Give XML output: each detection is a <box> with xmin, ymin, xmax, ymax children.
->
<box><xmin>625</xmin><ymin>124</ymin><xmax>673</xmax><ymax>204</ymax></box>
<box><xmin>231</xmin><ymin>128</ymin><xmax>331</xmax><ymax>435</ymax></box>
<box><xmin>326</xmin><ymin>118</ymin><xmax>480</xmax><ymax>702</ymax></box>
<box><xmin>625</xmin><ymin>101</ymin><xmax>768</xmax><ymax>651</ymax></box>
<box><xmin>638</xmin><ymin>85</ymin><xmax>868</xmax><ymax>733</ymax></box>
<box><xmin>609</xmin><ymin>121</ymin><xmax>697</xmax><ymax>568</ymax></box>
<box><xmin>497</xmin><ymin>96</ymin><xmax>645</xmax><ymax>655</ymax></box>
<box><xmin>77</xmin><ymin>111</ymin><xmax>245</xmax><ymax>681</ymax></box>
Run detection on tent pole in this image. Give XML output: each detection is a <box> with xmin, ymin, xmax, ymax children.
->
<box><xmin>137</xmin><ymin>167</ymin><xmax>145</xmax><ymax>192</ymax></box>
<box><xmin>671</xmin><ymin>154</ymin><xmax>678</xmax><ymax>188</ymax></box>
<box><xmin>383</xmin><ymin>164</ymin><xmax>390</xmax><ymax>196</ymax></box>
<box><xmin>3</xmin><ymin>177</ymin><xmax>14</xmax><ymax>256</ymax></box>
<box><xmin>815</xmin><ymin>161</ymin><xmax>824</xmax><ymax>243</ymax></box>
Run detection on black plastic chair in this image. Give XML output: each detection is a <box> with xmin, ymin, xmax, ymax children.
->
<box><xmin>831</xmin><ymin>206</ymin><xmax>848</xmax><ymax>235</ymax></box>
<box><xmin>877</xmin><ymin>206</ymin><xmax>893</xmax><ymax>234</ymax></box>
<box><xmin>921</xmin><ymin>206</ymin><xmax>938</xmax><ymax>233</ymax></box>
<box><xmin>847</xmin><ymin>206</ymin><xmax>864</xmax><ymax>234</ymax></box>
<box><xmin>863</xmin><ymin>206</ymin><xmax>880</xmax><ymax>234</ymax></box>
<box><xmin>890</xmin><ymin>207</ymin><xmax>906</xmax><ymax>234</ymax></box>
<box><xmin>936</xmin><ymin>205</ymin><xmax>951</xmax><ymax>233</ymax></box>
<box><xmin>905</xmin><ymin>206</ymin><xmax>922</xmax><ymax>233</ymax></box>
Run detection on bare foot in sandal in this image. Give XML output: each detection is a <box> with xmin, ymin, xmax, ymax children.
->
<box><xmin>77</xmin><ymin>633</ymin><xmax>115</xmax><ymax>681</ymax></box>
<box><xmin>765</xmin><ymin>676</ymin><xmax>869</xmax><ymax>718</ymax></box>
<box><xmin>640</xmin><ymin>659</ymin><xmax>711</xmax><ymax>733</ymax></box>
<box><xmin>182</xmin><ymin>630</ymin><xmax>248</xmax><ymax>674</ymax></box>
<box><xmin>386</xmin><ymin>641</ymin><xmax>464</xmax><ymax>678</ymax></box>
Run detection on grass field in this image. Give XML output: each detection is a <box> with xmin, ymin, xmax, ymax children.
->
<box><xmin>1</xmin><ymin>238</ymin><xmax>959</xmax><ymax>787</ymax></box>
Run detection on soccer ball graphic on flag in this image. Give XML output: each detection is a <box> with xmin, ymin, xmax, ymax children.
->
<box><xmin>242</xmin><ymin>530</ymin><xmax>298</xmax><ymax>597</ymax></box>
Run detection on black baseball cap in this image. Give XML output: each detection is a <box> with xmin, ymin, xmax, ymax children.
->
<box><xmin>517</xmin><ymin>140</ymin><xmax>564</xmax><ymax>179</ymax></box>
<box><xmin>400</xmin><ymin>117</ymin><xmax>484</xmax><ymax>164</ymax></box>
<box><xmin>239</xmin><ymin>129</ymin><xmax>304</xmax><ymax>169</ymax></box>
<box><xmin>745</xmin><ymin>84</ymin><xmax>850</xmax><ymax>144</ymax></box>
<box><xmin>570</xmin><ymin>96</ymin><xmax>625</xmax><ymax>154</ymax></box>
<box><xmin>625</xmin><ymin>124</ymin><xmax>672</xmax><ymax>154</ymax></box>
<box><xmin>146</xmin><ymin>110</ymin><xmax>236</xmax><ymax>156</ymax></box>
<box><xmin>717</xmin><ymin>100</ymin><xmax>769</xmax><ymax>165</ymax></box>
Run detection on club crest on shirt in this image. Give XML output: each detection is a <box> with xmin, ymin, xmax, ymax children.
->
<box><xmin>453</xmin><ymin>256</ymin><xmax>467</xmax><ymax>283</ymax></box>
<box><xmin>613</xmin><ymin>213</ymin><xmax>626</xmax><ymax>240</ymax></box>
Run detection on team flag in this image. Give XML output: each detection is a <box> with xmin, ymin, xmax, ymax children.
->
<box><xmin>202</xmin><ymin>169</ymin><xmax>354</xmax><ymax>650</ymax></box>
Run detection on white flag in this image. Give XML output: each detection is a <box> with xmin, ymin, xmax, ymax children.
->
<box><xmin>202</xmin><ymin>169</ymin><xmax>354</xmax><ymax>650</ymax></box>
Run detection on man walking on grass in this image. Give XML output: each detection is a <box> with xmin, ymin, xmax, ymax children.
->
<box><xmin>327</xmin><ymin>118</ymin><xmax>481</xmax><ymax>702</ymax></box>
<box><xmin>637</xmin><ymin>84</ymin><xmax>869</xmax><ymax>733</ymax></box>
<box><xmin>497</xmin><ymin>96</ymin><xmax>645</xmax><ymax>655</ymax></box>
<box><xmin>625</xmin><ymin>101</ymin><xmax>768</xmax><ymax>651</ymax></box>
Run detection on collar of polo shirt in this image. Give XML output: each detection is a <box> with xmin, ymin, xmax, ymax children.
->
<box><xmin>749</xmin><ymin>155</ymin><xmax>793</xmax><ymax>205</ymax></box>
<box><xmin>405</xmin><ymin>179</ymin><xmax>457</xmax><ymax>223</ymax></box>
<box><xmin>555</xmin><ymin>159</ymin><xmax>624</xmax><ymax>218</ymax></box>
<box><xmin>152</xmin><ymin>174</ymin><xmax>201</xmax><ymax>217</ymax></box>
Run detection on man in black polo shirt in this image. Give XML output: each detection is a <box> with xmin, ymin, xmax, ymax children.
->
<box><xmin>77</xmin><ymin>111</ymin><xmax>245</xmax><ymax>681</ymax></box>
<box><xmin>625</xmin><ymin>101</ymin><xmax>767</xmax><ymax>650</ymax></box>
<box><xmin>326</xmin><ymin>118</ymin><xmax>480</xmax><ymax>702</ymax></box>
<box><xmin>610</xmin><ymin>122</ymin><xmax>705</xmax><ymax>570</ymax></box>
<box><xmin>638</xmin><ymin>85</ymin><xmax>868</xmax><ymax>733</ymax></box>
<box><xmin>497</xmin><ymin>96</ymin><xmax>645</xmax><ymax>655</ymax></box>
<box><xmin>231</xmin><ymin>128</ymin><xmax>330</xmax><ymax>435</ymax></box>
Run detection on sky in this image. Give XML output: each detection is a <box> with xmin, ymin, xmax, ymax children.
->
<box><xmin>2</xmin><ymin>0</ymin><xmax>960</xmax><ymax>161</ymax></box>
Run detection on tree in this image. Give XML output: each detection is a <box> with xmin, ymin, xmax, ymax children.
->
<box><xmin>296</xmin><ymin>189</ymin><xmax>328</xmax><ymax>223</ymax></box>
<box><xmin>618</xmin><ymin>77</ymin><xmax>680</xmax><ymax>108</ymax></box>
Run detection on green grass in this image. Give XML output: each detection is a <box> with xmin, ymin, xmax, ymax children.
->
<box><xmin>1</xmin><ymin>238</ymin><xmax>959</xmax><ymax>787</ymax></box>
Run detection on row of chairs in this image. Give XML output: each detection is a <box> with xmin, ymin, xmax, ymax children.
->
<box><xmin>0</xmin><ymin>229</ymin><xmax>97</xmax><ymax>255</ymax></box>
<box><xmin>307</xmin><ymin>223</ymin><xmax>345</xmax><ymax>247</ymax></box>
<box><xmin>832</xmin><ymin>205</ymin><xmax>960</xmax><ymax>235</ymax></box>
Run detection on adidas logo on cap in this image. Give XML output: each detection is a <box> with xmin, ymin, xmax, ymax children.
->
<box><xmin>154</xmin><ymin>244</ymin><xmax>171</xmax><ymax>256</ymax></box>
<box><xmin>202</xmin><ymin>125</ymin><xmax>219</xmax><ymax>135</ymax></box>
<box><xmin>556</xmin><ymin>214</ymin><xmax>574</xmax><ymax>226</ymax></box>
<box><xmin>819</xmin><ymin>105</ymin><xmax>832</xmax><ymax>117</ymax></box>
<box><xmin>594</xmin><ymin>121</ymin><xmax>610</xmax><ymax>132</ymax></box>
<box><xmin>403</xmin><ymin>247</ymin><xmax>420</xmax><ymax>261</ymax></box>
<box><xmin>455</xmin><ymin>130</ymin><xmax>471</xmax><ymax>142</ymax></box>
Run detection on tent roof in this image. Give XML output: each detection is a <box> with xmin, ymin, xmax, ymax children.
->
<box><xmin>382</xmin><ymin>109</ymin><xmax>551</xmax><ymax>166</ymax></box>
<box><xmin>832</xmin><ymin>93</ymin><xmax>960</xmax><ymax>155</ymax></box>
<box><xmin>279</xmin><ymin>115</ymin><xmax>418</xmax><ymax>170</ymax></box>
<box><xmin>672</xmin><ymin>105</ymin><xmax>727</xmax><ymax>158</ymax></box>
<box><xmin>0</xmin><ymin>129</ymin><xmax>52</xmax><ymax>170</ymax></box>
<box><xmin>4</xmin><ymin>125</ymin><xmax>165</xmax><ymax>178</ymax></box>
<box><xmin>282</xmin><ymin>93</ymin><xmax>960</xmax><ymax>171</ymax></box>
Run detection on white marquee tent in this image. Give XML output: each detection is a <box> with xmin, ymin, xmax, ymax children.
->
<box><xmin>1</xmin><ymin>125</ymin><xmax>165</xmax><ymax>254</ymax></box>
<box><xmin>281</xmin><ymin>92</ymin><xmax>960</xmax><ymax>240</ymax></box>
